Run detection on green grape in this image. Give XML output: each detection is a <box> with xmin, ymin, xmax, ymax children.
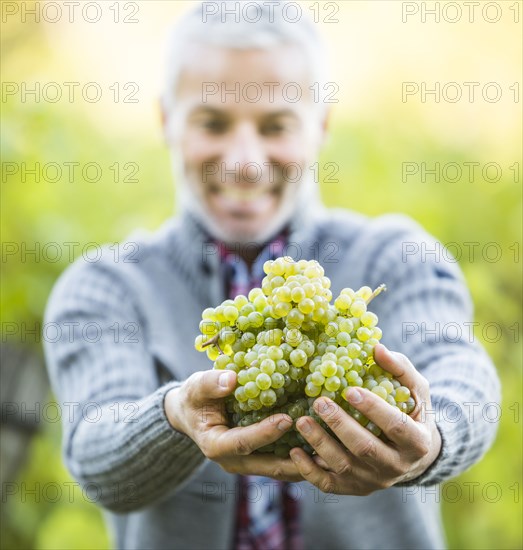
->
<box><xmin>248</xmin><ymin>311</ymin><xmax>264</xmax><ymax>328</ymax></box>
<box><xmin>334</xmin><ymin>294</ymin><xmax>352</xmax><ymax>311</ymax></box>
<box><xmin>289</xmin><ymin>366</ymin><xmax>302</xmax><ymax>380</ymax></box>
<box><xmin>395</xmin><ymin>386</ymin><xmax>411</xmax><ymax>402</ymax></box>
<box><xmin>363</xmin><ymin>378</ymin><xmax>378</xmax><ymax>390</ymax></box>
<box><xmin>405</xmin><ymin>397</ymin><xmax>416</xmax><ymax>414</ymax></box>
<box><xmin>305</xmin><ymin>382</ymin><xmax>321</xmax><ymax>397</ymax></box>
<box><xmin>356</xmin><ymin>286</ymin><xmax>373</xmax><ymax>301</ymax></box>
<box><xmin>335</xmin><ymin>346</ymin><xmax>348</xmax><ymax>358</ymax></box>
<box><xmin>320</xmin><ymin>360</ymin><xmax>337</xmax><ymax>377</ymax></box>
<box><xmin>298</xmin><ymin>298</ymin><xmax>315</xmax><ymax>314</ymax></box>
<box><xmin>234</xmin><ymin>351</ymin><xmax>246</xmax><ymax>367</ymax></box>
<box><xmin>194</xmin><ymin>334</ymin><xmax>206</xmax><ymax>352</ymax></box>
<box><xmin>276</xmin><ymin>359</ymin><xmax>290</xmax><ymax>374</ymax></box>
<box><xmin>310</xmin><ymin>371</ymin><xmax>325</xmax><ymax>386</ymax></box>
<box><xmin>372</xmin><ymin>385</ymin><xmax>388</xmax><ymax>400</ymax></box>
<box><xmin>244</xmin><ymin>381</ymin><xmax>260</xmax><ymax>398</ymax></box>
<box><xmin>241</xmin><ymin>333</ymin><xmax>256</xmax><ymax>349</ymax></box>
<box><xmin>350</xmin><ymin>300</ymin><xmax>367</xmax><ymax>317</ymax></box>
<box><xmin>366</xmin><ymin>421</ymin><xmax>381</xmax><ymax>436</ymax></box>
<box><xmin>386</xmin><ymin>395</ymin><xmax>397</xmax><ymax>407</ymax></box>
<box><xmin>320</xmin><ymin>389</ymin><xmax>336</xmax><ymax>400</ymax></box>
<box><xmin>322</xmin><ymin>352</ymin><xmax>337</xmax><ymax>363</ymax></box>
<box><xmin>287</xmin><ymin>308</ymin><xmax>305</xmax><ymax>326</ymax></box>
<box><xmin>271</xmin><ymin>372</ymin><xmax>285</xmax><ymax>389</ymax></box>
<box><xmin>195</xmin><ymin>257</ymin><xmax>413</xmax><ymax>457</ymax></box>
<box><xmin>338</xmin><ymin>356</ymin><xmax>353</xmax><ymax>370</ymax></box>
<box><xmin>235</xmin><ymin>386</ymin><xmax>248</xmax><ymax>402</ymax></box>
<box><xmin>259</xmin><ymin>389</ymin><xmax>277</xmax><ymax>407</ymax></box>
<box><xmin>345</xmin><ymin>370</ymin><xmax>359</xmax><ymax>385</ymax></box>
<box><xmin>256</xmin><ymin>373</ymin><xmax>272</xmax><ymax>390</ymax></box>
<box><xmin>247</xmin><ymin>366</ymin><xmax>261</xmax><ymax>380</ymax></box>
<box><xmin>267</xmin><ymin>346</ymin><xmax>283</xmax><ymax>361</ymax></box>
<box><xmin>336</xmin><ymin>332</ymin><xmax>351</xmax><ymax>346</ymax></box>
<box><xmin>247</xmin><ymin>398</ymin><xmax>262</xmax><ymax>411</ymax></box>
<box><xmin>291</xmin><ymin>287</ymin><xmax>306</xmax><ymax>302</ymax></box>
<box><xmin>361</xmin><ymin>311</ymin><xmax>378</xmax><ymax>328</ymax></box>
<box><xmin>356</xmin><ymin>327</ymin><xmax>372</xmax><ymax>342</ymax></box>
<box><xmin>206</xmin><ymin>347</ymin><xmax>220</xmax><ymax>361</ymax></box>
<box><xmin>260</xmin><ymin>359</ymin><xmax>276</xmax><ymax>375</ymax></box>
<box><xmin>215</xmin><ymin>354</ymin><xmax>231</xmax><ymax>370</ymax></box>
<box><xmin>224</xmin><ymin>306</ymin><xmax>239</xmax><ymax>322</ymax></box>
<box><xmin>237</xmin><ymin>370</ymin><xmax>250</xmax><ymax>385</ymax></box>
<box><xmin>325</xmin><ymin>376</ymin><xmax>341</xmax><ymax>392</ymax></box>
<box><xmin>290</xmin><ymin>349</ymin><xmax>307</xmax><ymax>367</ymax></box>
<box><xmin>379</xmin><ymin>379</ymin><xmax>394</xmax><ymax>394</ymax></box>
<box><xmin>286</xmin><ymin>328</ymin><xmax>303</xmax><ymax>347</ymax></box>
<box><xmin>347</xmin><ymin>343</ymin><xmax>361</xmax><ymax>358</ymax></box>
<box><xmin>298</xmin><ymin>340</ymin><xmax>315</xmax><ymax>357</ymax></box>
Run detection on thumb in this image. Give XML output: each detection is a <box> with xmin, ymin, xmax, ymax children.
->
<box><xmin>188</xmin><ymin>369</ymin><xmax>237</xmax><ymax>402</ymax></box>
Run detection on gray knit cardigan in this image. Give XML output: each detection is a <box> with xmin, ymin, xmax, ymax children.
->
<box><xmin>44</xmin><ymin>207</ymin><xmax>500</xmax><ymax>550</ymax></box>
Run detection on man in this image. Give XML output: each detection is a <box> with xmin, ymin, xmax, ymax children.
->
<box><xmin>44</xmin><ymin>2</ymin><xmax>500</xmax><ymax>549</ymax></box>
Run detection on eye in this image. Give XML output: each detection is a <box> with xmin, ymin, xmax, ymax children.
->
<box><xmin>261</xmin><ymin>122</ymin><xmax>286</xmax><ymax>136</ymax></box>
<box><xmin>202</xmin><ymin>118</ymin><xmax>228</xmax><ymax>134</ymax></box>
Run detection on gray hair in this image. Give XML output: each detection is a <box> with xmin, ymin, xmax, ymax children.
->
<box><xmin>163</xmin><ymin>0</ymin><xmax>328</xmax><ymax>110</ymax></box>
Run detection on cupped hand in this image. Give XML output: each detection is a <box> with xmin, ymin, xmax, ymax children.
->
<box><xmin>289</xmin><ymin>344</ymin><xmax>442</xmax><ymax>494</ymax></box>
<box><xmin>165</xmin><ymin>369</ymin><xmax>303</xmax><ymax>481</ymax></box>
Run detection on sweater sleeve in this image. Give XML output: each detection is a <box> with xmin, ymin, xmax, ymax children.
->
<box><xmin>356</xmin><ymin>214</ymin><xmax>501</xmax><ymax>486</ymax></box>
<box><xmin>43</xmin><ymin>260</ymin><xmax>206</xmax><ymax>512</ymax></box>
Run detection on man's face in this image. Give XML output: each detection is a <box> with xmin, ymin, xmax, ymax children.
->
<box><xmin>164</xmin><ymin>43</ymin><xmax>327</xmax><ymax>243</ymax></box>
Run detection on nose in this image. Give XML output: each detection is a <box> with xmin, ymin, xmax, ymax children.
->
<box><xmin>221</xmin><ymin>123</ymin><xmax>266</xmax><ymax>182</ymax></box>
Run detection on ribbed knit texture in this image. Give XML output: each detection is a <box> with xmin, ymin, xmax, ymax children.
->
<box><xmin>43</xmin><ymin>208</ymin><xmax>500</xmax><ymax>549</ymax></box>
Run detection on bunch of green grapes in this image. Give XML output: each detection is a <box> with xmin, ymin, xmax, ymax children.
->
<box><xmin>194</xmin><ymin>257</ymin><xmax>415</xmax><ymax>456</ymax></box>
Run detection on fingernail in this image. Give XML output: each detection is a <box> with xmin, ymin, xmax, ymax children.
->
<box><xmin>219</xmin><ymin>372</ymin><xmax>232</xmax><ymax>388</ymax></box>
<box><xmin>314</xmin><ymin>398</ymin><xmax>328</xmax><ymax>414</ymax></box>
<box><xmin>290</xmin><ymin>449</ymin><xmax>301</xmax><ymax>462</ymax></box>
<box><xmin>377</xmin><ymin>343</ymin><xmax>391</xmax><ymax>356</ymax></box>
<box><xmin>347</xmin><ymin>388</ymin><xmax>363</xmax><ymax>404</ymax></box>
<box><xmin>277</xmin><ymin>418</ymin><xmax>292</xmax><ymax>432</ymax></box>
<box><xmin>297</xmin><ymin>418</ymin><xmax>312</xmax><ymax>435</ymax></box>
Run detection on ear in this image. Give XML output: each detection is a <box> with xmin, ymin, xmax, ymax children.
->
<box><xmin>159</xmin><ymin>96</ymin><xmax>170</xmax><ymax>144</ymax></box>
<box><xmin>319</xmin><ymin>106</ymin><xmax>331</xmax><ymax>149</ymax></box>
<box><xmin>318</xmin><ymin>107</ymin><xmax>331</xmax><ymax>149</ymax></box>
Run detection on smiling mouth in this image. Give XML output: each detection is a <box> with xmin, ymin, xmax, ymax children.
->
<box><xmin>207</xmin><ymin>184</ymin><xmax>283</xmax><ymax>201</ymax></box>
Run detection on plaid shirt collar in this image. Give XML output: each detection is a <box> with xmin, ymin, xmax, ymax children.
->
<box><xmin>214</xmin><ymin>230</ymin><xmax>288</xmax><ymax>298</ymax></box>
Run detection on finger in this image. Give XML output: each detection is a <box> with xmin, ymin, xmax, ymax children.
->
<box><xmin>289</xmin><ymin>448</ymin><xmax>342</xmax><ymax>494</ymax></box>
<box><xmin>373</xmin><ymin>344</ymin><xmax>422</xmax><ymax>391</ymax></box>
<box><xmin>187</xmin><ymin>370</ymin><xmax>237</xmax><ymax>403</ymax></box>
<box><xmin>313</xmin><ymin>455</ymin><xmax>331</xmax><ymax>470</ymax></box>
<box><xmin>235</xmin><ymin>455</ymin><xmax>303</xmax><ymax>482</ymax></box>
<box><xmin>204</xmin><ymin>413</ymin><xmax>294</xmax><ymax>458</ymax></box>
<box><xmin>294</xmin><ymin>415</ymin><xmax>354</xmax><ymax>477</ymax></box>
<box><xmin>373</xmin><ymin>344</ymin><xmax>431</xmax><ymax>414</ymax></box>
<box><xmin>341</xmin><ymin>389</ymin><xmax>418</xmax><ymax>449</ymax></box>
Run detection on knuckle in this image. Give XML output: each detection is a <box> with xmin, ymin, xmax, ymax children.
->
<box><xmin>388</xmin><ymin>459</ymin><xmax>407</xmax><ymax>477</ymax></box>
<box><xmin>271</xmin><ymin>467</ymin><xmax>285</xmax><ymax>480</ymax></box>
<box><xmin>220</xmin><ymin>461</ymin><xmax>239</xmax><ymax>474</ymax></box>
<box><xmin>387</xmin><ymin>417</ymin><xmax>408</xmax><ymax>440</ymax></box>
<box><xmin>325</xmin><ymin>412</ymin><xmax>343</xmax><ymax>432</ymax></box>
<box><xmin>417</xmin><ymin>376</ymin><xmax>430</xmax><ymax>395</ymax></box>
<box><xmin>319</xmin><ymin>477</ymin><xmax>337</xmax><ymax>494</ymax></box>
<box><xmin>412</xmin><ymin>436</ymin><xmax>430</xmax><ymax>457</ymax></box>
<box><xmin>334</xmin><ymin>458</ymin><xmax>352</xmax><ymax>476</ymax></box>
<box><xmin>353</xmin><ymin>438</ymin><xmax>377</xmax><ymax>460</ymax></box>
<box><xmin>234</xmin><ymin>436</ymin><xmax>253</xmax><ymax>456</ymax></box>
<box><xmin>378</xmin><ymin>477</ymin><xmax>394</xmax><ymax>490</ymax></box>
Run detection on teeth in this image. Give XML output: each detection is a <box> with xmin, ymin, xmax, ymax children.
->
<box><xmin>220</xmin><ymin>187</ymin><xmax>274</xmax><ymax>200</ymax></box>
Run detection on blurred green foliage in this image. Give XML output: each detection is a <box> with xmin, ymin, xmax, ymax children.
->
<box><xmin>1</xmin><ymin>6</ymin><xmax>521</xmax><ymax>550</ymax></box>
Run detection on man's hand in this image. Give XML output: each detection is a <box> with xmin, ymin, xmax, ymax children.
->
<box><xmin>288</xmin><ymin>344</ymin><xmax>442</xmax><ymax>495</ymax></box>
<box><xmin>165</xmin><ymin>370</ymin><xmax>302</xmax><ymax>481</ymax></box>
